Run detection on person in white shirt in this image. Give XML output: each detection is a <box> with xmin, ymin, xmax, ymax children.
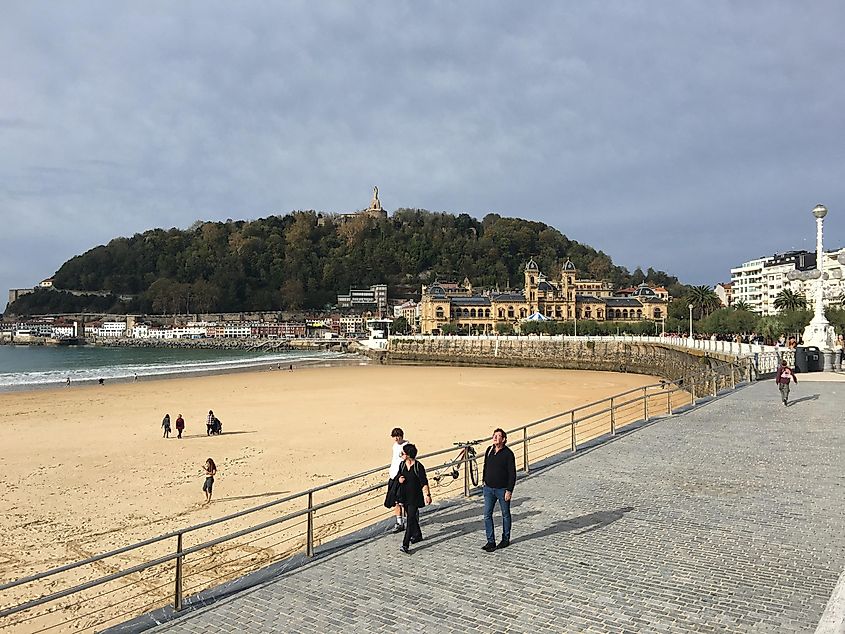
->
<box><xmin>389</xmin><ymin>427</ymin><xmax>409</xmax><ymax>532</ymax></box>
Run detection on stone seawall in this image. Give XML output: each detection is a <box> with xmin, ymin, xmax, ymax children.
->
<box><xmin>372</xmin><ymin>337</ymin><xmax>749</xmax><ymax>392</ymax></box>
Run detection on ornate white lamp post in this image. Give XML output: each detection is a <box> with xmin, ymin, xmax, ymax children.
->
<box><xmin>797</xmin><ymin>204</ymin><xmax>837</xmax><ymax>368</ymax></box>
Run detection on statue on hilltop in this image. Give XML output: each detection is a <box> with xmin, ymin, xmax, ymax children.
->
<box><xmin>369</xmin><ymin>186</ymin><xmax>383</xmax><ymax>211</ymax></box>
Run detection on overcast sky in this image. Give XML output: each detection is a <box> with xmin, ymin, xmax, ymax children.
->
<box><xmin>2</xmin><ymin>2</ymin><xmax>844</xmax><ymax>305</ymax></box>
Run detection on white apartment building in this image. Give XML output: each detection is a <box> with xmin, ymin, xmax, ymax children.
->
<box><xmin>51</xmin><ymin>325</ymin><xmax>75</xmax><ymax>337</ymax></box>
<box><xmin>731</xmin><ymin>250</ymin><xmax>835</xmax><ymax>315</ymax></box>
<box><xmin>222</xmin><ymin>324</ymin><xmax>252</xmax><ymax>338</ymax></box>
<box><xmin>339</xmin><ymin>315</ymin><xmax>365</xmax><ymax>335</ymax></box>
<box><xmin>730</xmin><ymin>257</ymin><xmax>771</xmax><ymax>313</ymax></box>
<box><xmin>99</xmin><ymin>321</ymin><xmax>128</xmax><ymax>337</ymax></box>
<box><xmin>759</xmin><ymin>261</ymin><xmax>797</xmax><ymax>315</ymax></box>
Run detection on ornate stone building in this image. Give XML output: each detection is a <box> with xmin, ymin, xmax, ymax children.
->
<box><xmin>418</xmin><ymin>258</ymin><xmax>669</xmax><ymax>335</ymax></box>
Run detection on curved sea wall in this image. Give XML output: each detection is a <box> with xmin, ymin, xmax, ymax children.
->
<box><xmin>371</xmin><ymin>337</ymin><xmax>749</xmax><ymax>391</ymax></box>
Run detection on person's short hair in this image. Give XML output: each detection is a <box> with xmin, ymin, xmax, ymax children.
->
<box><xmin>390</xmin><ymin>427</ymin><xmax>404</xmax><ymax>438</ymax></box>
<box><xmin>781</xmin><ymin>360</ymin><xmax>788</xmax><ymax>366</ymax></box>
<box><xmin>493</xmin><ymin>428</ymin><xmax>507</xmax><ymax>442</ymax></box>
<box><xmin>402</xmin><ymin>443</ymin><xmax>418</xmax><ymax>459</ymax></box>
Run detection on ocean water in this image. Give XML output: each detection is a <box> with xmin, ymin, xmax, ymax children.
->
<box><xmin>0</xmin><ymin>344</ymin><xmax>358</xmax><ymax>391</ymax></box>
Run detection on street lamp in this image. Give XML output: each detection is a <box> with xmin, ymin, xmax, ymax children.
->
<box><xmin>688</xmin><ymin>303</ymin><xmax>694</xmax><ymax>341</ymax></box>
<box><xmin>798</xmin><ymin>204</ymin><xmax>837</xmax><ymax>367</ymax></box>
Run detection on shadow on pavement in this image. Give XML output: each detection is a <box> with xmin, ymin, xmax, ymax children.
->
<box><xmin>514</xmin><ymin>506</ymin><xmax>635</xmax><ymax>544</ymax></box>
<box><xmin>787</xmin><ymin>394</ymin><xmax>820</xmax><ymax>406</ymax></box>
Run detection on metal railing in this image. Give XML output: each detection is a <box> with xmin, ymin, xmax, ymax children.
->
<box><xmin>0</xmin><ymin>362</ymin><xmax>744</xmax><ymax>633</ymax></box>
<box><xmin>394</xmin><ymin>333</ymin><xmax>781</xmax><ymax>358</ymax></box>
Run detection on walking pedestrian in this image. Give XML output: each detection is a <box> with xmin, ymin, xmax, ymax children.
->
<box><xmin>162</xmin><ymin>414</ymin><xmax>171</xmax><ymax>438</ymax></box>
<box><xmin>175</xmin><ymin>414</ymin><xmax>185</xmax><ymax>438</ymax></box>
<box><xmin>206</xmin><ymin>410</ymin><xmax>215</xmax><ymax>436</ymax></box>
<box><xmin>775</xmin><ymin>359</ymin><xmax>798</xmax><ymax>406</ymax></box>
<box><xmin>202</xmin><ymin>458</ymin><xmax>217</xmax><ymax>504</ymax></box>
<box><xmin>481</xmin><ymin>428</ymin><xmax>516</xmax><ymax>552</ymax></box>
<box><xmin>385</xmin><ymin>427</ymin><xmax>409</xmax><ymax>532</ymax></box>
<box><xmin>396</xmin><ymin>443</ymin><xmax>430</xmax><ymax>554</ymax></box>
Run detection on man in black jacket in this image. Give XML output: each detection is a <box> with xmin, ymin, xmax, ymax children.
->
<box><xmin>481</xmin><ymin>428</ymin><xmax>516</xmax><ymax>552</ymax></box>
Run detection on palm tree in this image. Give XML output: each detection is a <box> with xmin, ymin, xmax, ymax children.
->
<box><xmin>687</xmin><ymin>285</ymin><xmax>720</xmax><ymax>317</ymax></box>
<box><xmin>773</xmin><ymin>289</ymin><xmax>808</xmax><ymax>312</ymax></box>
<box><xmin>731</xmin><ymin>300</ymin><xmax>752</xmax><ymax>312</ymax></box>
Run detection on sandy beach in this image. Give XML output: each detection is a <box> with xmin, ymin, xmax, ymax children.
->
<box><xmin>0</xmin><ymin>363</ymin><xmax>661</xmax><ymax>627</ymax></box>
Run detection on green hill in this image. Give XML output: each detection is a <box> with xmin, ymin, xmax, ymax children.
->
<box><xmin>8</xmin><ymin>209</ymin><xmax>682</xmax><ymax>315</ymax></box>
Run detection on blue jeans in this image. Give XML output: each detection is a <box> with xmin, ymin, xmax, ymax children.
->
<box><xmin>483</xmin><ymin>485</ymin><xmax>511</xmax><ymax>543</ymax></box>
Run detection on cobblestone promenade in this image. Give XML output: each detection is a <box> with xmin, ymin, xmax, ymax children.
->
<box><xmin>147</xmin><ymin>379</ymin><xmax>845</xmax><ymax>633</ymax></box>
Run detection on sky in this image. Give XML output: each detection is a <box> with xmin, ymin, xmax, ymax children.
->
<box><xmin>2</xmin><ymin>1</ymin><xmax>844</xmax><ymax>305</ymax></box>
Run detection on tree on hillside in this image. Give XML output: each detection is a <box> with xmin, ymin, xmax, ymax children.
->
<box><xmin>731</xmin><ymin>300</ymin><xmax>752</xmax><ymax>312</ymax></box>
<box><xmin>773</xmin><ymin>289</ymin><xmax>808</xmax><ymax>312</ymax></box>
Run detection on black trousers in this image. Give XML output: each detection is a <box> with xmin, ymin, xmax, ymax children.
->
<box><xmin>403</xmin><ymin>503</ymin><xmax>422</xmax><ymax>549</ymax></box>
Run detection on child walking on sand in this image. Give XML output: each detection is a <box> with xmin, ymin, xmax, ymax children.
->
<box><xmin>175</xmin><ymin>414</ymin><xmax>185</xmax><ymax>439</ymax></box>
<box><xmin>162</xmin><ymin>414</ymin><xmax>171</xmax><ymax>438</ymax></box>
<box><xmin>202</xmin><ymin>458</ymin><xmax>217</xmax><ymax>503</ymax></box>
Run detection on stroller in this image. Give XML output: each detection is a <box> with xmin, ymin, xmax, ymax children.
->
<box><xmin>207</xmin><ymin>417</ymin><xmax>223</xmax><ymax>436</ymax></box>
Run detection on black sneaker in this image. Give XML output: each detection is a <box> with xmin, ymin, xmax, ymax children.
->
<box><xmin>498</xmin><ymin>538</ymin><xmax>510</xmax><ymax>549</ymax></box>
<box><xmin>481</xmin><ymin>542</ymin><xmax>496</xmax><ymax>552</ymax></box>
<box><xmin>399</xmin><ymin>545</ymin><xmax>410</xmax><ymax>554</ymax></box>
<box><xmin>393</xmin><ymin>524</ymin><xmax>405</xmax><ymax>533</ymax></box>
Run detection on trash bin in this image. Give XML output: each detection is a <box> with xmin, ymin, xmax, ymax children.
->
<box><xmin>805</xmin><ymin>346</ymin><xmax>821</xmax><ymax>372</ymax></box>
<box><xmin>795</xmin><ymin>346</ymin><xmax>821</xmax><ymax>372</ymax></box>
<box><xmin>794</xmin><ymin>347</ymin><xmax>808</xmax><ymax>373</ymax></box>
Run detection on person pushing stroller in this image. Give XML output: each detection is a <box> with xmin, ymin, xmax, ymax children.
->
<box><xmin>206</xmin><ymin>410</ymin><xmax>222</xmax><ymax>435</ymax></box>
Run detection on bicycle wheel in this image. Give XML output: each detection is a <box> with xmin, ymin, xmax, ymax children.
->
<box><xmin>467</xmin><ymin>447</ymin><xmax>479</xmax><ymax>486</ymax></box>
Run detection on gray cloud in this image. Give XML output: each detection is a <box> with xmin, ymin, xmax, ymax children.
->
<box><xmin>1</xmin><ymin>1</ymin><xmax>844</xmax><ymax>307</ymax></box>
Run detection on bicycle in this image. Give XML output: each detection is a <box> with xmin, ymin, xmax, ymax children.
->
<box><xmin>431</xmin><ymin>439</ymin><xmax>483</xmax><ymax>487</ymax></box>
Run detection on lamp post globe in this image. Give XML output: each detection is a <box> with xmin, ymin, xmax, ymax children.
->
<box><xmin>812</xmin><ymin>204</ymin><xmax>828</xmax><ymax>220</ymax></box>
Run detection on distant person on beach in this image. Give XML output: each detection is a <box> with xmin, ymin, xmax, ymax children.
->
<box><xmin>396</xmin><ymin>443</ymin><xmax>430</xmax><ymax>553</ymax></box>
<box><xmin>206</xmin><ymin>410</ymin><xmax>215</xmax><ymax>435</ymax></box>
<box><xmin>202</xmin><ymin>458</ymin><xmax>217</xmax><ymax>503</ymax></box>
<box><xmin>162</xmin><ymin>414</ymin><xmax>171</xmax><ymax>438</ymax></box>
<box><xmin>134</xmin><ymin>373</ymin><xmax>138</xmax><ymax>381</ymax></box>
<box><xmin>776</xmin><ymin>359</ymin><xmax>798</xmax><ymax>406</ymax></box>
<box><xmin>65</xmin><ymin>377</ymin><xmax>70</xmax><ymax>387</ymax></box>
<box><xmin>481</xmin><ymin>428</ymin><xmax>516</xmax><ymax>552</ymax></box>
<box><xmin>385</xmin><ymin>427</ymin><xmax>409</xmax><ymax>532</ymax></box>
<box><xmin>98</xmin><ymin>378</ymin><xmax>104</xmax><ymax>385</ymax></box>
<box><xmin>175</xmin><ymin>414</ymin><xmax>185</xmax><ymax>438</ymax></box>
<box><xmin>289</xmin><ymin>364</ymin><xmax>293</xmax><ymax>372</ymax></box>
